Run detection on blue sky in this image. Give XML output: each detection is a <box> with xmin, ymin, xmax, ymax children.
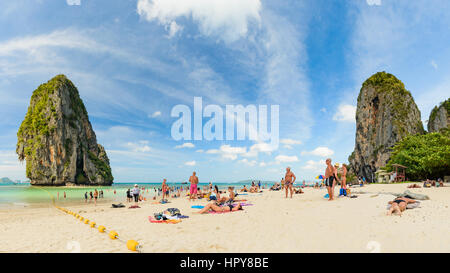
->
<box><xmin>0</xmin><ymin>0</ymin><xmax>449</xmax><ymax>183</ymax></box>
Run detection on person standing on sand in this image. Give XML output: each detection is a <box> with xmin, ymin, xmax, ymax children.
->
<box><xmin>189</xmin><ymin>172</ymin><xmax>199</xmax><ymax>201</ymax></box>
<box><xmin>324</xmin><ymin>158</ymin><xmax>340</xmax><ymax>201</ymax></box>
<box><xmin>162</xmin><ymin>179</ymin><xmax>168</xmax><ymax>200</ymax></box>
<box><xmin>84</xmin><ymin>192</ymin><xmax>88</xmax><ymax>203</ymax></box>
<box><xmin>132</xmin><ymin>184</ymin><xmax>140</xmax><ymax>206</ymax></box>
<box><xmin>341</xmin><ymin>164</ymin><xmax>348</xmax><ymax>191</ymax></box>
<box><xmin>285</xmin><ymin>167</ymin><xmax>296</xmax><ymax>198</ymax></box>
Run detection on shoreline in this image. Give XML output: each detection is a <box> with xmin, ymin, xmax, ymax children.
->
<box><xmin>1</xmin><ymin>183</ymin><xmax>449</xmax><ymax>253</ymax></box>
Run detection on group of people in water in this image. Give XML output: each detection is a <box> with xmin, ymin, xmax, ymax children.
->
<box><xmin>84</xmin><ymin>189</ymin><xmax>104</xmax><ymax>205</ymax></box>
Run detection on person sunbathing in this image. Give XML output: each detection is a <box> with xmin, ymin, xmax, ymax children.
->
<box><xmin>387</xmin><ymin>197</ymin><xmax>417</xmax><ymax>216</ymax></box>
<box><xmin>407</xmin><ymin>184</ymin><xmax>421</xmax><ymax>188</ymax></box>
<box><xmin>196</xmin><ymin>202</ymin><xmax>243</xmax><ymax>214</ymax></box>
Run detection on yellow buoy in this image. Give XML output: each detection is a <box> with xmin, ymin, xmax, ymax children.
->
<box><xmin>98</xmin><ymin>225</ymin><xmax>106</xmax><ymax>233</ymax></box>
<box><xmin>84</xmin><ymin>219</ymin><xmax>89</xmax><ymax>224</ymax></box>
<box><xmin>79</xmin><ymin>217</ymin><xmax>84</xmax><ymax>221</ymax></box>
<box><xmin>90</xmin><ymin>222</ymin><xmax>96</xmax><ymax>228</ymax></box>
<box><xmin>109</xmin><ymin>231</ymin><xmax>118</xmax><ymax>240</ymax></box>
<box><xmin>126</xmin><ymin>240</ymin><xmax>140</xmax><ymax>252</ymax></box>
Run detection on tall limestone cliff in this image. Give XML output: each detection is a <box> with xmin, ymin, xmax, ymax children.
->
<box><xmin>16</xmin><ymin>75</ymin><xmax>113</xmax><ymax>186</ymax></box>
<box><xmin>428</xmin><ymin>98</ymin><xmax>450</xmax><ymax>132</ymax></box>
<box><xmin>349</xmin><ymin>72</ymin><xmax>424</xmax><ymax>181</ymax></box>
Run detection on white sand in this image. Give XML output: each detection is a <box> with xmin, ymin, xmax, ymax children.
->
<box><xmin>1</xmin><ymin>183</ymin><xmax>449</xmax><ymax>253</ymax></box>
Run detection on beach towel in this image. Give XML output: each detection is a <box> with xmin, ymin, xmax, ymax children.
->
<box><xmin>129</xmin><ymin>205</ymin><xmax>141</xmax><ymax>209</ymax></box>
<box><xmin>393</xmin><ymin>190</ymin><xmax>430</xmax><ymax>200</ymax></box>
<box><xmin>148</xmin><ymin>216</ymin><xmax>181</xmax><ymax>224</ymax></box>
<box><xmin>192</xmin><ymin>203</ymin><xmax>252</xmax><ymax>209</ymax></box>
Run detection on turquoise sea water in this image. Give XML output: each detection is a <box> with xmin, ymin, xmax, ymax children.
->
<box><xmin>0</xmin><ymin>182</ymin><xmax>278</xmax><ymax>208</ymax></box>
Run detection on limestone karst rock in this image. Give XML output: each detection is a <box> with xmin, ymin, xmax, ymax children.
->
<box><xmin>16</xmin><ymin>75</ymin><xmax>113</xmax><ymax>186</ymax></box>
<box><xmin>428</xmin><ymin>98</ymin><xmax>449</xmax><ymax>133</ymax></box>
<box><xmin>349</xmin><ymin>72</ymin><xmax>424</xmax><ymax>181</ymax></box>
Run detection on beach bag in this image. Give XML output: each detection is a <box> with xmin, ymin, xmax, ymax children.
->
<box><xmin>167</xmin><ymin>208</ymin><xmax>181</xmax><ymax>217</ymax></box>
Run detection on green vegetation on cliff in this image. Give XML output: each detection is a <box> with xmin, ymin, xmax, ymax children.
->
<box><xmin>429</xmin><ymin>98</ymin><xmax>450</xmax><ymax>129</ymax></box>
<box><xmin>386</xmin><ymin>130</ymin><xmax>450</xmax><ymax>180</ymax></box>
<box><xmin>360</xmin><ymin>71</ymin><xmax>425</xmax><ymax>136</ymax></box>
<box><xmin>88</xmin><ymin>150</ymin><xmax>114</xmax><ymax>182</ymax></box>
<box><xmin>16</xmin><ymin>74</ymin><xmax>113</xmax><ymax>185</ymax></box>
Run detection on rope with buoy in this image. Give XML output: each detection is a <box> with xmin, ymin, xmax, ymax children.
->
<box><xmin>36</xmin><ymin>187</ymin><xmax>142</xmax><ymax>252</ymax></box>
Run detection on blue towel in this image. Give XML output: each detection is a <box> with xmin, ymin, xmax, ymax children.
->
<box><xmin>324</xmin><ymin>194</ymin><xmax>329</xmax><ymax>198</ymax></box>
<box><xmin>191</xmin><ymin>205</ymin><xmax>205</xmax><ymax>209</ymax></box>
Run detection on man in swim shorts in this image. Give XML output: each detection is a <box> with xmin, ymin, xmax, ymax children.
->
<box><xmin>162</xmin><ymin>179</ymin><xmax>168</xmax><ymax>201</ymax></box>
<box><xmin>189</xmin><ymin>172</ymin><xmax>199</xmax><ymax>201</ymax></box>
<box><xmin>285</xmin><ymin>167</ymin><xmax>296</xmax><ymax>198</ymax></box>
<box><xmin>324</xmin><ymin>158</ymin><xmax>340</xmax><ymax>201</ymax></box>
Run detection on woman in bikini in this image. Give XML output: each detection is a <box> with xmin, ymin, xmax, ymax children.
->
<box><xmin>196</xmin><ymin>202</ymin><xmax>243</xmax><ymax>214</ymax></box>
<box><xmin>387</xmin><ymin>197</ymin><xmax>417</xmax><ymax>216</ymax></box>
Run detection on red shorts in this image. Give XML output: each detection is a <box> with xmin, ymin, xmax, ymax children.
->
<box><xmin>190</xmin><ymin>184</ymin><xmax>198</xmax><ymax>195</ymax></box>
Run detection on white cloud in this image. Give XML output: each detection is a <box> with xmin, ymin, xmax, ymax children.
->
<box><xmin>275</xmin><ymin>155</ymin><xmax>299</xmax><ymax>164</ymax></box>
<box><xmin>239</xmin><ymin>158</ymin><xmax>257</xmax><ymax>167</ymax></box>
<box><xmin>175</xmin><ymin>143</ymin><xmax>195</xmax><ymax>149</ymax></box>
<box><xmin>243</xmin><ymin>142</ymin><xmax>276</xmax><ymax>158</ymax></box>
<box><xmin>66</xmin><ymin>0</ymin><xmax>81</xmax><ymax>6</ymax></box>
<box><xmin>166</xmin><ymin>21</ymin><xmax>183</xmax><ymax>38</ymax></box>
<box><xmin>195</xmin><ymin>149</ymin><xmax>204</xmax><ymax>153</ymax></box>
<box><xmin>280</xmin><ymin>138</ymin><xmax>302</xmax><ymax>145</ymax></box>
<box><xmin>366</xmin><ymin>0</ymin><xmax>381</xmax><ymax>6</ymax></box>
<box><xmin>431</xmin><ymin>60</ymin><xmax>438</xmax><ymax>70</ymax></box>
<box><xmin>301</xmin><ymin>147</ymin><xmax>334</xmax><ymax>157</ymax></box>
<box><xmin>333</xmin><ymin>104</ymin><xmax>356</xmax><ymax>122</ymax></box>
<box><xmin>259</xmin><ymin>162</ymin><xmax>267</xmax><ymax>167</ymax></box>
<box><xmin>279</xmin><ymin>139</ymin><xmax>302</xmax><ymax>150</ymax></box>
<box><xmin>149</xmin><ymin>111</ymin><xmax>161</xmax><ymax>118</ymax></box>
<box><xmin>301</xmin><ymin>159</ymin><xmax>326</xmax><ymax>174</ymax></box>
<box><xmin>125</xmin><ymin>141</ymin><xmax>151</xmax><ymax>153</ymax></box>
<box><xmin>206</xmin><ymin>144</ymin><xmax>247</xmax><ymax>160</ymax></box>
<box><xmin>137</xmin><ymin>0</ymin><xmax>261</xmax><ymax>42</ymax></box>
<box><xmin>184</xmin><ymin>160</ymin><xmax>196</xmax><ymax>166</ymax></box>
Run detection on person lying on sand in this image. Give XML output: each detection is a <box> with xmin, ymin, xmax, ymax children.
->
<box><xmin>196</xmin><ymin>202</ymin><xmax>243</xmax><ymax>214</ymax></box>
<box><xmin>294</xmin><ymin>187</ymin><xmax>304</xmax><ymax>194</ymax></box>
<box><xmin>216</xmin><ymin>187</ymin><xmax>235</xmax><ymax>204</ymax></box>
<box><xmin>407</xmin><ymin>184</ymin><xmax>421</xmax><ymax>188</ymax></box>
<box><xmin>387</xmin><ymin>197</ymin><xmax>417</xmax><ymax>216</ymax></box>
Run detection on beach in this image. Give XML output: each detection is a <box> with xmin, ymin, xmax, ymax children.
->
<box><xmin>1</xmin><ymin>183</ymin><xmax>449</xmax><ymax>253</ymax></box>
